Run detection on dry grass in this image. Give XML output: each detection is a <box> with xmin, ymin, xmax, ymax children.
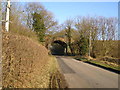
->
<box><xmin>9</xmin><ymin>27</ymin><xmax>38</xmax><ymax>42</ymax></box>
<box><xmin>2</xmin><ymin>32</ymin><xmax>68</xmax><ymax>88</ymax></box>
<box><xmin>97</xmin><ymin>56</ymin><xmax>120</xmax><ymax>67</ymax></box>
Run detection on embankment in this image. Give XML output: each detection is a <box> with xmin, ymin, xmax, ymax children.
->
<box><xmin>2</xmin><ymin>32</ymin><xmax>67</xmax><ymax>88</ymax></box>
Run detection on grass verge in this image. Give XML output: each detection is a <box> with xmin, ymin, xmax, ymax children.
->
<box><xmin>48</xmin><ymin>56</ymin><xmax>68</xmax><ymax>88</ymax></box>
<box><xmin>75</xmin><ymin>57</ymin><xmax>120</xmax><ymax>73</ymax></box>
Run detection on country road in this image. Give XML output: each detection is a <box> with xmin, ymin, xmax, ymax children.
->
<box><xmin>56</xmin><ymin>56</ymin><xmax>119</xmax><ymax>88</ymax></box>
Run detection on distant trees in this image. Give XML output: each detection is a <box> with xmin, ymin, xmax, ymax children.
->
<box><xmin>77</xmin><ymin>35</ymin><xmax>89</xmax><ymax>56</ymax></box>
<box><xmin>9</xmin><ymin>3</ymin><xmax>25</xmax><ymax>31</ymax></box>
<box><xmin>25</xmin><ymin>3</ymin><xmax>57</xmax><ymax>42</ymax></box>
<box><xmin>32</xmin><ymin>12</ymin><xmax>45</xmax><ymax>42</ymax></box>
<box><xmin>63</xmin><ymin>19</ymin><xmax>74</xmax><ymax>54</ymax></box>
<box><xmin>97</xmin><ymin>17</ymin><xmax>118</xmax><ymax>56</ymax></box>
<box><xmin>25</xmin><ymin>3</ymin><xmax>45</xmax><ymax>30</ymax></box>
<box><xmin>74</xmin><ymin>16</ymin><xmax>118</xmax><ymax>58</ymax></box>
<box><xmin>2</xmin><ymin>2</ymin><xmax>57</xmax><ymax>42</ymax></box>
<box><xmin>56</xmin><ymin>16</ymin><xmax>118</xmax><ymax>58</ymax></box>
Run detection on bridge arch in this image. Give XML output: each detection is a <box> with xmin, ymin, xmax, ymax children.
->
<box><xmin>50</xmin><ymin>40</ymin><xmax>67</xmax><ymax>55</ymax></box>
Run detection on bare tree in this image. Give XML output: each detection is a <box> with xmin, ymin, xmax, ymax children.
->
<box><xmin>63</xmin><ymin>19</ymin><xmax>74</xmax><ymax>54</ymax></box>
<box><xmin>25</xmin><ymin>2</ymin><xmax>57</xmax><ymax>32</ymax></box>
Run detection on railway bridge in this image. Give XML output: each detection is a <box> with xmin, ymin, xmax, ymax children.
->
<box><xmin>46</xmin><ymin>35</ymin><xmax>68</xmax><ymax>55</ymax></box>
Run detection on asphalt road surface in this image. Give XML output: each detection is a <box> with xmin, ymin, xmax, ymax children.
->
<box><xmin>56</xmin><ymin>56</ymin><xmax>118</xmax><ymax>88</ymax></box>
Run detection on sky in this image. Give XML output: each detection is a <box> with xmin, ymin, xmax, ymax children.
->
<box><xmin>40</xmin><ymin>2</ymin><xmax>118</xmax><ymax>24</ymax></box>
<box><xmin>3</xmin><ymin>0</ymin><xmax>119</xmax><ymax>2</ymax></box>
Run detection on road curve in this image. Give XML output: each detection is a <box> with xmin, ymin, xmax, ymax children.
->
<box><xmin>56</xmin><ymin>56</ymin><xmax>118</xmax><ymax>88</ymax></box>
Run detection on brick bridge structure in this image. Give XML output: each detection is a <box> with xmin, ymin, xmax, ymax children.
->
<box><xmin>45</xmin><ymin>35</ymin><xmax>68</xmax><ymax>55</ymax></box>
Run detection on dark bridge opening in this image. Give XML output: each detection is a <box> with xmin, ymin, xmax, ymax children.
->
<box><xmin>50</xmin><ymin>40</ymin><xmax>67</xmax><ymax>55</ymax></box>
